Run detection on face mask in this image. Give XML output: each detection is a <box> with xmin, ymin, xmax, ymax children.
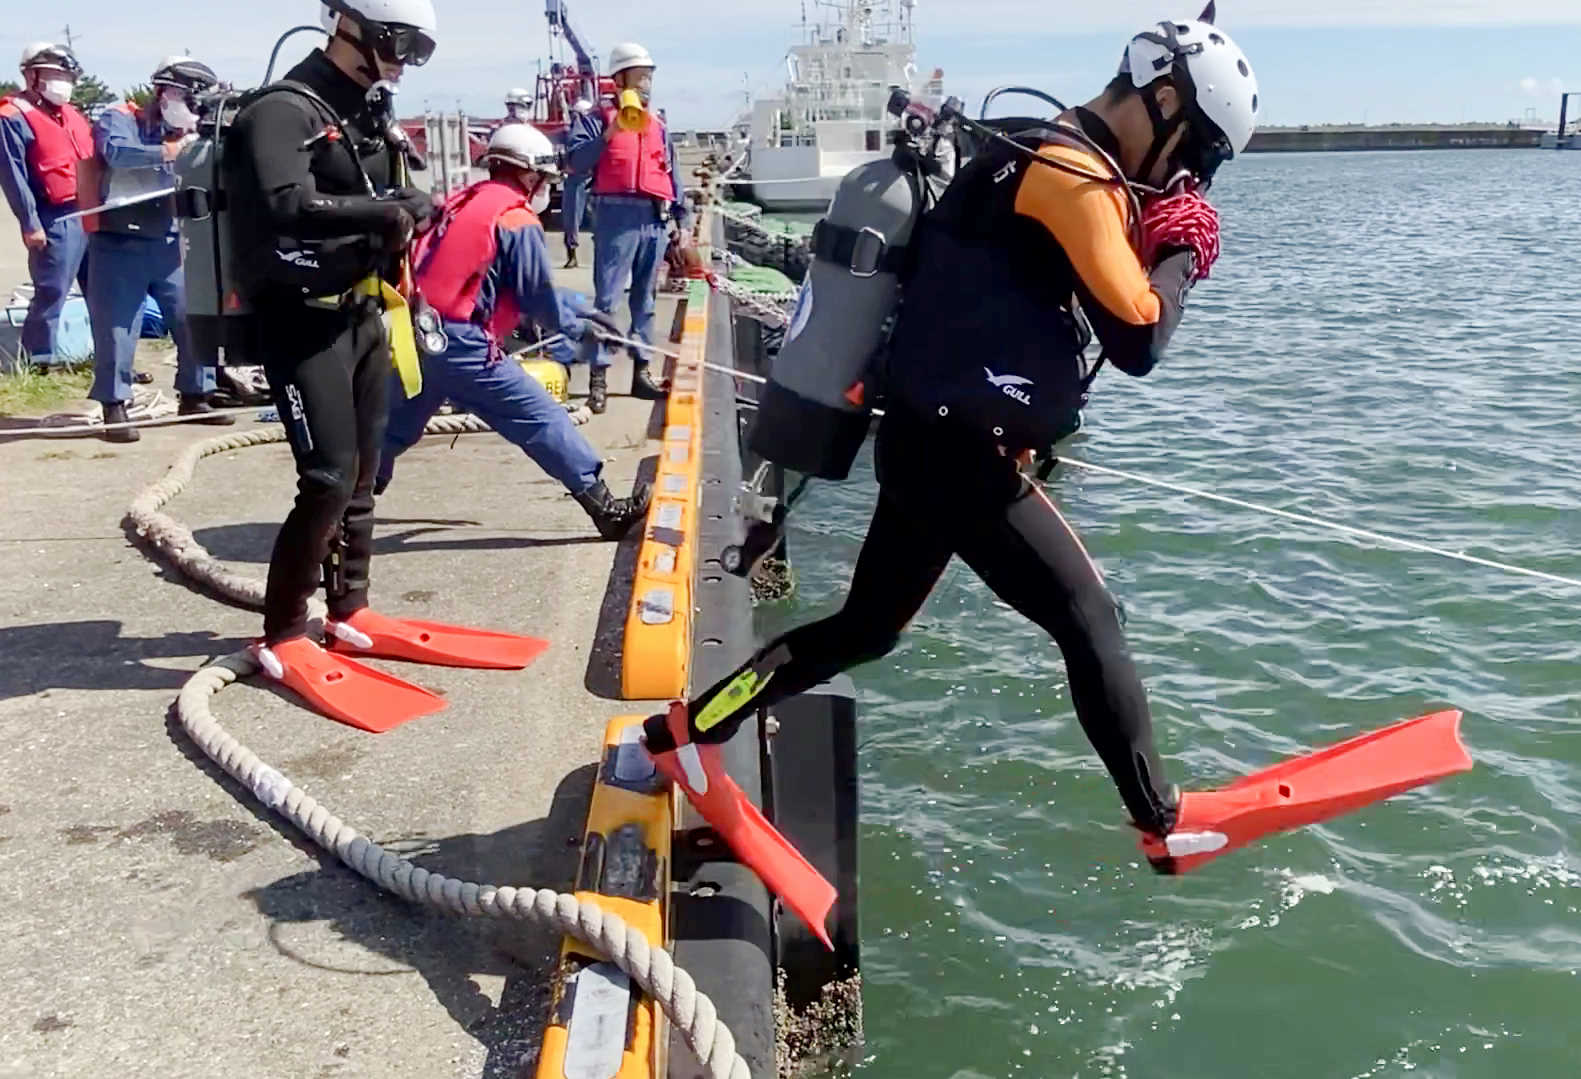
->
<box><xmin>161</xmin><ymin>95</ymin><xmax>198</xmax><ymax>132</ymax></box>
<box><xmin>529</xmin><ymin>182</ymin><xmax>551</xmax><ymax>215</ymax></box>
<box><xmin>39</xmin><ymin>79</ymin><xmax>74</xmax><ymax>107</ymax></box>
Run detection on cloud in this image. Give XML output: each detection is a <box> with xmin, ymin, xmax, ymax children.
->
<box><xmin>1520</xmin><ymin>76</ymin><xmax>1541</xmax><ymax>94</ymax></box>
<box><xmin>1519</xmin><ymin>75</ymin><xmax>1568</xmax><ymax>97</ymax></box>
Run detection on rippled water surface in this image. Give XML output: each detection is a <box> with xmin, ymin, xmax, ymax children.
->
<box><xmin>763</xmin><ymin>149</ymin><xmax>1581</xmax><ymax>1078</ymax></box>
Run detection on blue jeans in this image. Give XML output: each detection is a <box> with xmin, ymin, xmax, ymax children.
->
<box><xmin>591</xmin><ymin>195</ymin><xmax>670</xmax><ymax>370</ymax></box>
<box><xmin>87</xmin><ymin>231</ymin><xmax>213</xmax><ymax>404</ymax></box>
<box><xmin>380</xmin><ymin>342</ymin><xmax>604</xmax><ymax>494</ymax></box>
<box><xmin>563</xmin><ymin>172</ymin><xmax>590</xmax><ymax>252</ymax></box>
<box><xmin>21</xmin><ymin>210</ymin><xmax>88</xmax><ymax>363</ymax></box>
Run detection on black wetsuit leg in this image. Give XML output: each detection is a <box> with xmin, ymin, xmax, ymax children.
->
<box><xmin>259</xmin><ymin>298</ymin><xmax>391</xmax><ymax>643</ymax></box>
<box><xmin>656</xmin><ymin>405</ymin><xmax>1175</xmax><ymax>834</ymax></box>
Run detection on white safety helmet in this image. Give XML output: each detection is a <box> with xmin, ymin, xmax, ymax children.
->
<box><xmin>505</xmin><ymin>87</ymin><xmax>533</xmax><ymax>108</ymax></box>
<box><xmin>20</xmin><ymin>41</ymin><xmax>81</xmax><ymax>77</ymax></box>
<box><xmin>607</xmin><ymin>42</ymin><xmax>655</xmax><ymax>78</ymax></box>
<box><xmin>482</xmin><ymin>122</ymin><xmax>561</xmax><ymax>178</ymax></box>
<box><xmin>1121</xmin><ymin>9</ymin><xmax>1258</xmax><ymax>181</ymax></box>
<box><xmin>320</xmin><ymin>0</ymin><xmax>438</xmax><ymax>66</ymax></box>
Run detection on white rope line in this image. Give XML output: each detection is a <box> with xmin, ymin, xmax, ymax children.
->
<box><xmin>1</xmin><ymin>404</ymin><xmax>263</xmax><ymax>439</ymax></box>
<box><xmin>132</xmin><ymin>425</ymin><xmax>751</xmax><ymax>1079</ymax></box>
<box><xmin>1053</xmin><ymin>456</ymin><xmax>1581</xmax><ymax>591</ymax></box>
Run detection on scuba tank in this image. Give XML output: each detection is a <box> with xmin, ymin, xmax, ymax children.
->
<box><xmin>745</xmin><ymin>88</ymin><xmax>956</xmax><ymax>483</ymax></box>
<box><xmin>176</xmin><ymin>91</ymin><xmax>254</xmax><ymax>367</ymax></box>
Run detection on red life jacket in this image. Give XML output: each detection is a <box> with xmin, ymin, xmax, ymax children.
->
<box><xmin>0</xmin><ymin>93</ymin><xmax>93</xmax><ymax>207</ymax></box>
<box><xmin>591</xmin><ymin>107</ymin><xmax>673</xmax><ymax>202</ymax></box>
<box><xmin>415</xmin><ymin>178</ymin><xmax>541</xmax><ymax>343</ymax></box>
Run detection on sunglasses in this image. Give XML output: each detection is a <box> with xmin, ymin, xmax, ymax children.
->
<box><xmin>366</xmin><ymin>23</ymin><xmax>436</xmax><ymax>67</ymax></box>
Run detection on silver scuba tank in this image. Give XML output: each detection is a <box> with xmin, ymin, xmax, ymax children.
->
<box><xmin>176</xmin><ymin>99</ymin><xmax>253</xmax><ymax>367</ymax></box>
<box><xmin>745</xmin><ymin>152</ymin><xmax>921</xmax><ymax>481</ymax></box>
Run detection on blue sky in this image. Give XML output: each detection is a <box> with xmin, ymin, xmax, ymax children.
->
<box><xmin>3</xmin><ymin>2</ymin><xmax>1578</xmax><ymax>128</ymax></box>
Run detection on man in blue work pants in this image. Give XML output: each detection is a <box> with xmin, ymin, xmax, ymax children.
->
<box><xmin>564</xmin><ymin>41</ymin><xmax>688</xmax><ymax>413</ymax></box>
<box><xmin>85</xmin><ymin>59</ymin><xmax>228</xmax><ymax>441</ymax></box>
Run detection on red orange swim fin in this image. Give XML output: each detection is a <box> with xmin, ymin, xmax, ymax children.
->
<box><xmin>1142</xmin><ymin>709</ymin><xmax>1473</xmax><ymax>874</ymax></box>
<box><xmin>326</xmin><ymin>608</ymin><xmax>549</xmax><ymax>670</ymax></box>
<box><xmin>644</xmin><ymin>702</ymin><xmax>837</xmax><ymax>949</ymax></box>
<box><xmin>252</xmin><ymin>637</ymin><xmax>448</xmax><ymax>734</ymax></box>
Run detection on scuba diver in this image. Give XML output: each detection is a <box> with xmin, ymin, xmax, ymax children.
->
<box><xmin>645</xmin><ymin>12</ymin><xmax>1471</xmax><ymax>946</ymax></box>
<box><xmin>225</xmin><ymin>1</ymin><xmax>549</xmax><ymax>733</ymax></box>
<box><xmin>646</xmin><ymin>14</ymin><xmax>1254</xmax><ymax>898</ymax></box>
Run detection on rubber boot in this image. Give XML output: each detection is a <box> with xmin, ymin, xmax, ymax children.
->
<box><xmin>574</xmin><ymin>479</ymin><xmax>652</xmax><ymax>540</ymax></box>
<box><xmin>178</xmin><ymin>394</ymin><xmax>237</xmax><ymax>425</ymax></box>
<box><xmin>588</xmin><ymin>366</ymin><xmax>608</xmax><ymax>414</ymax></box>
<box><xmin>631</xmin><ymin>363</ymin><xmax>667</xmax><ymax>401</ymax></box>
<box><xmin>563</xmin><ymin>249</ymin><xmax>578</xmax><ymax>269</ymax></box>
<box><xmin>103</xmin><ymin>401</ymin><xmax>139</xmax><ymax>443</ymax></box>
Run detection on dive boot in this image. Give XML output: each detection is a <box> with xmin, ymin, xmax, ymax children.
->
<box><xmin>102</xmin><ymin>402</ymin><xmax>139</xmax><ymax>443</ymax></box>
<box><xmin>631</xmin><ymin>363</ymin><xmax>668</xmax><ymax>401</ymax></box>
<box><xmin>588</xmin><ymin>366</ymin><xmax>608</xmax><ymax>414</ymax></box>
<box><xmin>575</xmin><ymin>479</ymin><xmax>652</xmax><ymax>540</ymax></box>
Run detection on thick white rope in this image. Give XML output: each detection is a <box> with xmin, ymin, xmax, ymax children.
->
<box><xmin>136</xmin><ymin>423</ymin><xmax>752</xmax><ymax>1079</ymax></box>
<box><xmin>1</xmin><ymin>403</ymin><xmax>262</xmax><ymax>439</ymax></box>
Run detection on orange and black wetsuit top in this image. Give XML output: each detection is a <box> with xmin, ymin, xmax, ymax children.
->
<box><xmin>887</xmin><ymin>116</ymin><xmax>1196</xmax><ymax>451</ymax></box>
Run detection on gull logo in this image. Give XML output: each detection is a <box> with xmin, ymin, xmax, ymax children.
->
<box><xmin>984</xmin><ymin>367</ymin><xmax>1034</xmax><ymax>405</ymax></box>
<box><xmin>276</xmin><ymin>249</ymin><xmax>320</xmax><ymax>269</ymax></box>
<box><xmin>992</xmin><ymin>160</ymin><xmax>1018</xmax><ymax>184</ymax></box>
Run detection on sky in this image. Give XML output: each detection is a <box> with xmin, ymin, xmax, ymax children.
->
<box><xmin>2</xmin><ymin>2</ymin><xmax>1579</xmax><ymax>129</ymax></box>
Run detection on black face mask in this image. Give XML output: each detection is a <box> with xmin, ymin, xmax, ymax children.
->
<box><xmin>1134</xmin><ymin>82</ymin><xmax>1187</xmax><ymax>186</ymax></box>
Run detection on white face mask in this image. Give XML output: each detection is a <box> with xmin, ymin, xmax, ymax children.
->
<box><xmin>529</xmin><ymin>181</ymin><xmax>551</xmax><ymax>215</ymax></box>
<box><xmin>39</xmin><ymin>78</ymin><xmax>74</xmax><ymax>107</ymax></box>
<box><xmin>161</xmin><ymin>94</ymin><xmax>198</xmax><ymax>132</ymax></box>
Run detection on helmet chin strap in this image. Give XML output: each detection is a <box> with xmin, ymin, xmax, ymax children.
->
<box><xmin>335</xmin><ymin>25</ymin><xmax>384</xmax><ymax>84</ymax></box>
<box><xmin>1134</xmin><ymin>82</ymin><xmax>1187</xmax><ymax>184</ymax></box>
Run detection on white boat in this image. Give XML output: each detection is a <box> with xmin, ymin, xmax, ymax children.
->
<box><xmin>740</xmin><ymin>0</ymin><xmax>942</xmax><ymax>213</ymax></box>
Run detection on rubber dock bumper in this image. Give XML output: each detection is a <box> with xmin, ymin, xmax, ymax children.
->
<box><xmin>536</xmin><ymin>716</ymin><xmax>672</xmax><ymax>1079</ymax></box>
<box><xmin>621</xmin><ymin>278</ymin><xmax>709</xmax><ymax>701</ymax></box>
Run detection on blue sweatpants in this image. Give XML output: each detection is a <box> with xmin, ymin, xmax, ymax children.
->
<box><xmin>380</xmin><ymin>343</ymin><xmax>604</xmax><ymax>494</ymax></box>
<box><xmin>87</xmin><ymin>231</ymin><xmax>213</xmax><ymax>404</ymax></box>
<box><xmin>21</xmin><ymin>210</ymin><xmax>88</xmax><ymax>364</ymax></box>
<box><xmin>591</xmin><ymin>195</ymin><xmax>670</xmax><ymax>369</ymax></box>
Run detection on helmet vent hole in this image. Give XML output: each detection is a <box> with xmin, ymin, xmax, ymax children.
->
<box><xmin>1209</xmin><ymin>32</ymin><xmax>1224</xmax><ymax>45</ymax></box>
<box><xmin>1251</xmin><ymin>93</ymin><xmax>1260</xmax><ymax>113</ymax></box>
<box><xmin>1174</xmin><ymin>23</ymin><xmax>1190</xmax><ymax>33</ymax></box>
<box><xmin>1238</xmin><ymin>59</ymin><xmax>1250</xmax><ymax>77</ymax></box>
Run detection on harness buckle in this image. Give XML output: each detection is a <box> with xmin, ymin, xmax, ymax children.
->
<box><xmin>849</xmin><ymin>226</ymin><xmax>887</xmax><ymax>278</ymax></box>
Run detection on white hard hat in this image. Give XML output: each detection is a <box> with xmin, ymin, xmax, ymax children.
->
<box><xmin>1122</xmin><ymin>15</ymin><xmax>1259</xmax><ymax>157</ymax></box>
<box><xmin>505</xmin><ymin>87</ymin><xmax>533</xmax><ymax>107</ymax></box>
<box><xmin>483</xmin><ymin>122</ymin><xmax>561</xmax><ymax>177</ymax></box>
<box><xmin>607</xmin><ymin>42</ymin><xmax>655</xmax><ymax>77</ymax></box>
<box><xmin>20</xmin><ymin>41</ymin><xmax>81</xmax><ymax>77</ymax></box>
<box><xmin>320</xmin><ymin>0</ymin><xmax>438</xmax><ymax>65</ymax></box>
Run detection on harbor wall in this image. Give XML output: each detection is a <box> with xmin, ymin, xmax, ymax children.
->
<box><xmin>1246</xmin><ymin>125</ymin><xmax>1545</xmax><ymax>152</ymax></box>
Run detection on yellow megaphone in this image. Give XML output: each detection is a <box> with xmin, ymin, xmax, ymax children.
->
<box><xmin>617</xmin><ymin>89</ymin><xmax>647</xmax><ymax>131</ymax></box>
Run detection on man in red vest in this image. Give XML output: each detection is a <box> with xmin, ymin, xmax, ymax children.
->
<box><xmin>564</xmin><ymin>41</ymin><xmax>688</xmax><ymax>414</ymax></box>
<box><xmin>382</xmin><ymin>123</ymin><xmax>651</xmax><ymax>539</ymax></box>
<box><xmin>0</xmin><ymin>43</ymin><xmax>92</xmax><ymax>368</ymax></box>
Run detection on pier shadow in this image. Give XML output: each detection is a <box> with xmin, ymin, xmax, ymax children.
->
<box><xmin>0</xmin><ymin>619</ymin><xmax>249</xmax><ymax>702</ymax></box>
<box><xmin>583</xmin><ymin>450</ymin><xmax>660</xmax><ymax>701</ymax></box>
<box><xmin>242</xmin><ymin>762</ymin><xmax>598</xmax><ymax>1079</ymax></box>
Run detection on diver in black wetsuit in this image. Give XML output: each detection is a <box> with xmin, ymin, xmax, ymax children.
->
<box><xmin>225</xmin><ymin>0</ymin><xmax>437</xmax><ymax>650</ymax></box>
<box><xmin>646</xmin><ymin>15</ymin><xmax>1261</xmax><ymax>840</ymax></box>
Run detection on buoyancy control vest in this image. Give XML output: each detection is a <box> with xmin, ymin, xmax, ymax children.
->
<box><xmin>884</xmin><ymin>124</ymin><xmax>1103</xmax><ymax>451</ymax></box>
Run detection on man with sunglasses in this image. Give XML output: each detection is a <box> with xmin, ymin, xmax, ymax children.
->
<box><xmin>643</xmin><ymin>12</ymin><xmax>1261</xmax><ymax>860</ymax></box>
<box><xmin>221</xmin><ymin>0</ymin><xmax>446</xmax><ymax>721</ymax></box>
<box><xmin>84</xmin><ymin>56</ymin><xmax>230</xmax><ymax>441</ymax></box>
<box><xmin>0</xmin><ymin>43</ymin><xmax>92</xmax><ymax>369</ymax></box>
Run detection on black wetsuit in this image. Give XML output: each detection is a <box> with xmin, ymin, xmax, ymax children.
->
<box><xmin>650</xmin><ymin>115</ymin><xmax>1199</xmax><ymax>836</ymax></box>
<box><xmin>225</xmin><ymin>49</ymin><xmax>431</xmax><ymax>643</ymax></box>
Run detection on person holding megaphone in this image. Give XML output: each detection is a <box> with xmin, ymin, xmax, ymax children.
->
<box><xmin>565</xmin><ymin>41</ymin><xmax>687</xmax><ymax>413</ymax></box>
